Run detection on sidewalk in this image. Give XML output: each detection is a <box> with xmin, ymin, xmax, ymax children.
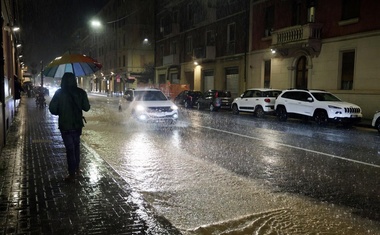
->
<box><xmin>0</xmin><ymin>97</ymin><xmax>181</xmax><ymax>234</ymax></box>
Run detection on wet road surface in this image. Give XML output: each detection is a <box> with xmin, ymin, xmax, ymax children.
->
<box><xmin>81</xmin><ymin>95</ymin><xmax>380</xmax><ymax>234</ymax></box>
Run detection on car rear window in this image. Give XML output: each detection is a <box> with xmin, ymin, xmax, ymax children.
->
<box><xmin>263</xmin><ymin>90</ymin><xmax>282</xmax><ymax>97</ymax></box>
<box><xmin>217</xmin><ymin>91</ymin><xmax>231</xmax><ymax>97</ymax></box>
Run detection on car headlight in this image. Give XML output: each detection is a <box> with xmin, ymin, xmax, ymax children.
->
<box><xmin>171</xmin><ymin>105</ymin><xmax>178</xmax><ymax>110</ymax></box>
<box><xmin>136</xmin><ymin>104</ymin><xmax>146</xmax><ymax>112</ymax></box>
<box><xmin>328</xmin><ymin>105</ymin><xmax>342</xmax><ymax>109</ymax></box>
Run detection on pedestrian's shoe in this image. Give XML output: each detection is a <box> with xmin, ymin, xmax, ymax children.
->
<box><xmin>64</xmin><ymin>174</ymin><xmax>76</xmax><ymax>182</ymax></box>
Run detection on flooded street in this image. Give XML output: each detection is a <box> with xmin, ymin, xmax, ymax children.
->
<box><xmin>81</xmin><ymin>95</ymin><xmax>380</xmax><ymax>234</ymax></box>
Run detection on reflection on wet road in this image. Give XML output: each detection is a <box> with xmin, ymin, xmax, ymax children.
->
<box><xmin>81</xmin><ymin>95</ymin><xmax>380</xmax><ymax>234</ymax></box>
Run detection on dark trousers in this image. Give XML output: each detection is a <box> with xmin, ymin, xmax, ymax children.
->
<box><xmin>61</xmin><ymin>129</ymin><xmax>81</xmax><ymax>175</ymax></box>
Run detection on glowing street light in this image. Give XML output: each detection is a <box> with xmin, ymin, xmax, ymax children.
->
<box><xmin>91</xmin><ymin>20</ymin><xmax>102</xmax><ymax>28</ymax></box>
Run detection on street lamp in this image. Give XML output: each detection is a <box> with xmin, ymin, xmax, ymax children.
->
<box><xmin>90</xmin><ymin>18</ymin><xmax>115</xmax><ymax>96</ymax></box>
<box><xmin>91</xmin><ymin>20</ymin><xmax>102</xmax><ymax>28</ymax></box>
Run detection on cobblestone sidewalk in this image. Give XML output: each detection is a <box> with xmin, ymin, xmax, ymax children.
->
<box><xmin>0</xmin><ymin>97</ymin><xmax>181</xmax><ymax>234</ymax></box>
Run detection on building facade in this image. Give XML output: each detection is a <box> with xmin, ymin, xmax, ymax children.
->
<box><xmin>155</xmin><ymin>0</ymin><xmax>249</xmax><ymax>98</ymax></box>
<box><xmin>0</xmin><ymin>0</ymin><xmax>23</xmax><ymax>150</ymax></box>
<box><xmin>80</xmin><ymin>0</ymin><xmax>155</xmax><ymax>95</ymax></box>
<box><xmin>248</xmin><ymin>0</ymin><xmax>380</xmax><ymax>118</ymax></box>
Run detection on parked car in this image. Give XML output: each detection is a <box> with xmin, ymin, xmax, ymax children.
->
<box><xmin>231</xmin><ymin>88</ymin><xmax>282</xmax><ymax>117</ymax></box>
<box><xmin>196</xmin><ymin>90</ymin><xmax>233</xmax><ymax>111</ymax></box>
<box><xmin>275</xmin><ymin>89</ymin><xmax>362</xmax><ymax>125</ymax></box>
<box><xmin>124</xmin><ymin>88</ymin><xmax>178</xmax><ymax>123</ymax></box>
<box><xmin>174</xmin><ymin>90</ymin><xmax>203</xmax><ymax>108</ymax></box>
<box><xmin>372</xmin><ymin>111</ymin><xmax>380</xmax><ymax>132</ymax></box>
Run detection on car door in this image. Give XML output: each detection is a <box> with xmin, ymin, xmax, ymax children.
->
<box><xmin>286</xmin><ymin>91</ymin><xmax>314</xmax><ymax>116</ymax></box>
<box><xmin>238</xmin><ymin>90</ymin><xmax>255</xmax><ymax>112</ymax></box>
<box><xmin>283</xmin><ymin>91</ymin><xmax>301</xmax><ymax>114</ymax></box>
<box><xmin>296</xmin><ymin>91</ymin><xmax>314</xmax><ymax>116</ymax></box>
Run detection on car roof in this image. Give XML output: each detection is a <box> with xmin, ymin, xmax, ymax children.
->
<box><xmin>283</xmin><ymin>89</ymin><xmax>327</xmax><ymax>93</ymax></box>
<box><xmin>246</xmin><ymin>88</ymin><xmax>282</xmax><ymax>91</ymax></box>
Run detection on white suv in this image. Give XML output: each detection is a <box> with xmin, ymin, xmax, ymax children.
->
<box><xmin>275</xmin><ymin>89</ymin><xmax>362</xmax><ymax>125</ymax></box>
<box><xmin>231</xmin><ymin>88</ymin><xmax>282</xmax><ymax>117</ymax></box>
<box><xmin>124</xmin><ymin>88</ymin><xmax>178</xmax><ymax>123</ymax></box>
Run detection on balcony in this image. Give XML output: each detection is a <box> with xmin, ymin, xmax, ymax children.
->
<box><xmin>160</xmin><ymin>23</ymin><xmax>180</xmax><ymax>36</ymax></box>
<box><xmin>163</xmin><ymin>54</ymin><xmax>179</xmax><ymax>65</ymax></box>
<box><xmin>193</xmin><ymin>46</ymin><xmax>216</xmax><ymax>61</ymax></box>
<box><xmin>271</xmin><ymin>23</ymin><xmax>323</xmax><ymax>57</ymax></box>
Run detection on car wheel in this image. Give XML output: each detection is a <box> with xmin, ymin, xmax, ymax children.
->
<box><xmin>197</xmin><ymin>103</ymin><xmax>201</xmax><ymax>110</ymax></box>
<box><xmin>376</xmin><ymin>119</ymin><xmax>380</xmax><ymax>133</ymax></box>
<box><xmin>277</xmin><ymin>106</ymin><xmax>287</xmax><ymax>122</ymax></box>
<box><xmin>209</xmin><ymin>103</ymin><xmax>215</xmax><ymax>112</ymax></box>
<box><xmin>232</xmin><ymin>104</ymin><xmax>239</xmax><ymax>115</ymax></box>
<box><xmin>314</xmin><ymin>110</ymin><xmax>328</xmax><ymax>125</ymax></box>
<box><xmin>184</xmin><ymin>101</ymin><xmax>190</xmax><ymax>109</ymax></box>
<box><xmin>255</xmin><ymin>106</ymin><xmax>265</xmax><ymax>118</ymax></box>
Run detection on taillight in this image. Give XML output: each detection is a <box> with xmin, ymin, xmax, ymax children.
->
<box><xmin>187</xmin><ymin>95</ymin><xmax>192</xmax><ymax>101</ymax></box>
<box><xmin>264</xmin><ymin>98</ymin><xmax>271</xmax><ymax>103</ymax></box>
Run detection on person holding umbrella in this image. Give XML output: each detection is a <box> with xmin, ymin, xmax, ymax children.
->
<box><xmin>49</xmin><ymin>72</ymin><xmax>90</xmax><ymax>182</ymax></box>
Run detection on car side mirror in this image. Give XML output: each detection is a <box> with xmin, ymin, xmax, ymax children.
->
<box><xmin>307</xmin><ymin>97</ymin><xmax>313</xmax><ymax>102</ymax></box>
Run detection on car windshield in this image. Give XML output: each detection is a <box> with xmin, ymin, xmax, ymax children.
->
<box><xmin>311</xmin><ymin>92</ymin><xmax>341</xmax><ymax>101</ymax></box>
<box><xmin>205</xmin><ymin>91</ymin><xmax>231</xmax><ymax>97</ymax></box>
<box><xmin>134</xmin><ymin>90</ymin><xmax>168</xmax><ymax>101</ymax></box>
<box><xmin>262</xmin><ymin>90</ymin><xmax>282</xmax><ymax>97</ymax></box>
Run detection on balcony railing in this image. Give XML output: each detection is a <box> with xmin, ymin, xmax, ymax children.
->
<box><xmin>163</xmin><ymin>54</ymin><xmax>179</xmax><ymax>65</ymax></box>
<box><xmin>272</xmin><ymin>23</ymin><xmax>322</xmax><ymax>46</ymax></box>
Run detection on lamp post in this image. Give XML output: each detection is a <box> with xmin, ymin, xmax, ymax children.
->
<box><xmin>91</xmin><ymin>18</ymin><xmax>115</xmax><ymax>96</ymax></box>
<box><xmin>90</xmin><ymin>19</ymin><xmax>102</xmax><ymax>93</ymax></box>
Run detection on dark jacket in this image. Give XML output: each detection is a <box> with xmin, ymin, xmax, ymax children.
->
<box><xmin>49</xmin><ymin>72</ymin><xmax>90</xmax><ymax>131</ymax></box>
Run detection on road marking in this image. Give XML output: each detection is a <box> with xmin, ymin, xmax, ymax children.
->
<box><xmin>194</xmin><ymin>124</ymin><xmax>380</xmax><ymax>169</ymax></box>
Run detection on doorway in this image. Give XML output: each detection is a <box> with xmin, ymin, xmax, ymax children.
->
<box><xmin>296</xmin><ymin>56</ymin><xmax>308</xmax><ymax>89</ymax></box>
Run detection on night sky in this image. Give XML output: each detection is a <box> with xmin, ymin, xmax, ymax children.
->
<box><xmin>19</xmin><ymin>0</ymin><xmax>108</xmax><ymax>74</ymax></box>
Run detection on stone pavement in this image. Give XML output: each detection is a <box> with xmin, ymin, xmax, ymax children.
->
<box><xmin>0</xmin><ymin>97</ymin><xmax>181</xmax><ymax>234</ymax></box>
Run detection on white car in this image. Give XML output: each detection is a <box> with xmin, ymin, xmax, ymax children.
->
<box><xmin>231</xmin><ymin>88</ymin><xmax>282</xmax><ymax>117</ymax></box>
<box><xmin>124</xmin><ymin>88</ymin><xmax>178</xmax><ymax>123</ymax></box>
<box><xmin>372</xmin><ymin>111</ymin><xmax>380</xmax><ymax>132</ymax></box>
<box><xmin>275</xmin><ymin>89</ymin><xmax>362</xmax><ymax>125</ymax></box>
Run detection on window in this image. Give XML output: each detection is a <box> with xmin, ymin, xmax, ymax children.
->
<box><xmin>341</xmin><ymin>0</ymin><xmax>360</xmax><ymax>20</ymax></box>
<box><xmin>159</xmin><ymin>44</ymin><xmax>164</xmax><ymax>58</ymax></box>
<box><xmin>264</xmin><ymin>6</ymin><xmax>274</xmax><ymax>37</ymax></box>
<box><xmin>264</xmin><ymin>60</ymin><xmax>271</xmax><ymax>88</ymax></box>
<box><xmin>243</xmin><ymin>90</ymin><xmax>254</xmax><ymax>98</ymax></box>
<box><xmin>341</xmin><ymin>51</ymin><xmax>355</xmax><ymax>90</ymax></box>
<box><xmin>227</xmin><ymin>23</ymin><xmax>236</xmax><ymax>43</ymax></box>
<box><xmin>292</xmin><ymin>1</ymin><xmax>301</xmax><ymax>25</ymax></box>
<box><xmin>186</xmin><ymin>36</ymin><xmax>193</xmax><ymax>54</ymax></box>
<box><xmin>206</xmin><ymin>30</ymin><xmax>215</xmax><ymax>46</ymax></box>
<box><xmin>173</xmin><ymin>11</ymin><xmax>179</xmax><ymax>23</ymax></box>
<box><xmin>170</xmin><ymin>41</ymin><xmax>177</xmax><ymax>54</ymax></box>
<box><xmin>227</xmin><ymin>24</ymin><xmax>236</xmax><ymax>54</ymax></box>
<box><xmin>187</xmin><ymin>3</ymin><xmax>194</xmax><ymax>23</ymax></box>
